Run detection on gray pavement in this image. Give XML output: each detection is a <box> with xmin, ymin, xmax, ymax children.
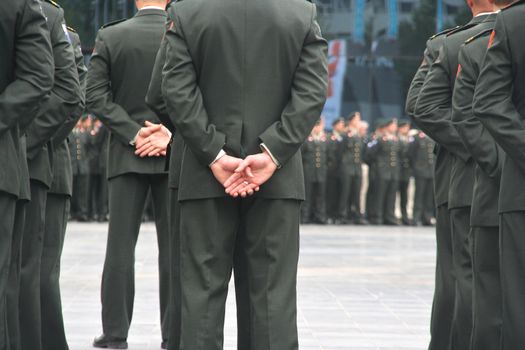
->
<box><xmin>60</xmin><ymin>223</ymin><xmax>436</xmax><ymax>350</ymax></box>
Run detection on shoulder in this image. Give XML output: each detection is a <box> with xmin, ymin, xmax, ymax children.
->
<box><xmin>429</xmin><ymin>25</ymin><xmax>461</xmax><ymax>41</ymax></box>
<box><xmin>502</xmin><ymin>0</ymin><xmax>525</xmax><ymax>11</ymax></box>
<box><xmin>465</xmin><ymin>28</ymin><xmax>492</xmax><ymax>45</ymax></box>
<box><xmin>43</xmin><ymin>0</ymin><xmax>61</xmax><ymax>8</ymax></box>
<box><xmin>100</xmin><ymin>18</ymin><xmax>127</xmax><ymax>30</ymax></box>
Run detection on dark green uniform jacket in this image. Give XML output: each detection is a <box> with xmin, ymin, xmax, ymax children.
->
<box><xmin>25</xmin><ymin>1</ymin><xmax>80</xmax><ymax>191</ymax></box>
<box><xmin>409</xmin><ymin>133</ymin><xmax>435</xmax><ymax>179</ymax></box>
<box><xmin>146</xmin><ymin>22</ymin><xmax>184</xmax><ymax>191</ymax></box>
<box><xmin>339</xmin><ymin>131</ymin><xmax>363</xmax><ymax>177</ymax></box>
<box><xmin>453</xmin><ymin>19</ymin><xmax>502</xmax><ymax>227</ymax></box>
<box><xmin>0</xmin><ymin>0</ymin><xmax>54</xmax><ymax>199</ymax></box>
<box><xmin>302</xmin><ymin>134</ymin><xmax>328</xmax><ymax>183</ymax></box>
<box><xmin>406</xmin><ymin>26</ymin><xmax>457</xmax><ymax>207</ymax></box>
<box><xmin>162</xmin><ymin>0</ymin><xmax>328</xmax><ymax>201</ymax></box>
<box><xmin>51</xmin><ymin>29</ymin><xmax>87</xmax><ymax>196</ymax></box>
<box><xmin>87</xmin><ymin>9</ymin><xmax>168</xmax><ymax>179</ymax></box>
<box><xmin>473</xmin><ymin>2</ymin><xmax>525</xmax><ymax>213</ymax></box>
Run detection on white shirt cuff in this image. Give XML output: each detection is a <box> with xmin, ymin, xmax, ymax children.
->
<box><xmin>130</xmin><ymin>130</ymin><xmax>141</xmax><ymax>146</ymax></box>
<box><xmin>210</xmin><ymin>149</ymin><xmax>227</xmax><ymax>166</ymax></box>
<box><xmin>260</xmin><ymin>143</ymin><xmax>281</xmax><ymax>168</ymax></box>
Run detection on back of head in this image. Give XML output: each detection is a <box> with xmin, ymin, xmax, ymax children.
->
<box><xmin>466</xmin><ymin>0</ymin><xmax>494</xmax><ymax>15</ymax></box>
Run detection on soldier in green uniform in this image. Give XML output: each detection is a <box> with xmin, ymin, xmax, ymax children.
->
<box><xmin>40</xmin><ymin>25</ymin><xmax>87</xmax><ymax>350</ymax></box>
<box><xmin>339</xmin><ymin>112</ymin><xmax>365</xmax><ymax>224</ymax></box>
<box><xmin>414</xmin><ymin>0</ymin><xmax>495</xmax><ymax>346</ymax></box>
<box><xmin>409</xmin><ymin>130</ymin><xmax>435</xmax><ymax>226</ymax></box>
<box><xmin>161</xmin><ymin>0</ymin><xmax>328</xmax><ymax>348</ymax></box>
<box><xmin>18</xmin><ymin>1</ymin><xmax>81</xmax><ymax>349</ymax></box>
<box><xmin>473</xmin><ymin>2</ymin><xmax>525</xmax><ymax>348</ymax></box>
<box><xmin>302</xmin><ymin>120</ymin><xmax>328</xmax><ymax>224</ymax></box>
<box><xmin>397</xmin><ymin>120</ymin><xmax>412</xmax><ymax>225</ymax></box>
<box><xmin>366</xmin><ymin>118</ymin><xmax>400</xmax><ymax>225</ymax></box>
<box><xmin>0</xmin><ymin>0</ymin><xmax>54</xmax><ymax>348</ymax></box>
<box><xmin>452</xmin><ymin>3</ymin><xmax>509</xmax><ymax>347</ymax></box>
<box><xmin>70</xmin><ymin>118</ymin><xmax>91</xmax><ymax>221</ymax></box>
<box><xmin>406</xmin><ymin>25</ymin><xmax>460</xmax><ymax>350</ymax></box>
<box><xmin>326</xmin><ymin>117</ymin><xmax>345</xmax><ymax>223</ymax></box>
<box><xmin>86</xmin><ymin>0</ymin><xmax>172</xmax><ymax>348</ymax></box>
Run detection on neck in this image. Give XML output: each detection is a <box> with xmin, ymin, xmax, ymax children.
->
<box><xmin>471</xmin><ymin>7</ymin><xmax>495</xmax><ymax>16</ymax></box>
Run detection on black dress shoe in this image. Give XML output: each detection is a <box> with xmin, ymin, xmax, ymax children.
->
<box><xmin>93</xmin><ymin>334</ymin><xmax>128</xmax><ymax>349</ymax></box>
<box><xmin>161</xmin><ymin>340</ymin><xmax>167</xmax><ymax>349</ymax></box>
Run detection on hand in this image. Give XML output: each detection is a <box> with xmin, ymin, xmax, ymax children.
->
<box><xmin>211</xmin><ymin>155</ymin><xmax>260</xmax><ymax>198</ymax></box>
<box><xmin>135</xmin><ymin>121</ymin><xmax>171</xmax><ymax>157</ymax></box>
<box><xmin>224</xmin><ymin>150</ymin><xmax>277</xmax><ymax>196</ymax></box>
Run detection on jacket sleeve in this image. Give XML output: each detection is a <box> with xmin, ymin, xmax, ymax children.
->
<box><xmin>473</xmin><ymin>16</ymin><xmax>525</xmax><ymax>174</ymax></box>
<box><xmin>258</xmin><ymin>5</ymin><xmax>328</xmax><ymax>167</ymax></box>
<box><xmin>0</xmin><ymin>0</ymin><xmax>54</xmax><ymax>136</ymax></box>
<box><xmin>452</xmin><ymin>45</ymin><xmax>502</xmax><ymax>179</ymax></box>
<box><xmin>162</xmin><ymin>9</ymin><xmax>227</xmax><ymax>166</ymax></box>
<box><xmin>53</xmin><ymin>31</ymin><xmax>88</xmax><ymax>147</ymax></box>
<box><xmin>406</xmin><ymin>47</ymin><xmax>431</xmax><ymax>117</ymax></box>
<box><xmin>25</xmin><ymin>8</ymin><xmax>81</xmax><ymax>159</ymax></box>
<box><xmin>86</xmin><ymin>30</ymin><xmax>142</xmax><ymax>145</ymax></box>
<box><xmin>146</xmin><ymin>37</ymin><xmax>175</xmax><ymax>133</ymax></box>
<box><xmin>414</xmin><ymin>43</ymin><xmax>471</xmax><ymax>162</ymax></box>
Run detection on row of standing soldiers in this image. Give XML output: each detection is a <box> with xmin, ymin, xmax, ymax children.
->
<box><xmin>301</xmin><ymin>112</ymin><xmax>436</xmax><ymax>226</ymax></box>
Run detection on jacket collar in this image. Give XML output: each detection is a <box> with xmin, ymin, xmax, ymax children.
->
<box><xmin>134</xmin><ymin>8</ymin><xmax>166</xmax><ymax>18</ymax></box>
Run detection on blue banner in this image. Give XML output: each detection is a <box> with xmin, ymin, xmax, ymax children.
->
<box><xmin>387</xmin><ymin>0</ymin><xmax>398</xmax><ymax>39</ymax></box>
<box><xmin>436</xmin><ymin>0</ymin><xmax>444</xmax><ymax>32</ymax></box>
<box><xmin>354</xmin><ymin>0</ymin><xmax>366</xmax><ymax>43</ymax></box>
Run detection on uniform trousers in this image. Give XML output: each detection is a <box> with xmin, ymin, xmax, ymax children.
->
<box><xmin>398</xmin><ymin>179</ymin><xmax>410</xmax><ymax>222</ymax></box>
<box><xmin>428</xmin><ymin>204</ymin><xmax>455</xmax><ymax>350</ymax></box>
<box><xmin>178</xmin><ymin>197</ymin><xmax>301</xmax><ymax>350</ymax></box>
<box><xmin>101</xmin><ymin>173</ymin><xmax>169</xmax><ymax>340</ymax></box>
<box><xmin>499</xmin><ymin>211</ymin><xmax>525</xmax><ymax>350</ymax></box>
<box><xmin>325</xmin><ymin>172</ymin><xmax>339</xmax><ymax>220</ymax></box>
<box><xmin>338</xmin><ymin>174</ymin><xmax>359</xmax><ymax>219</ymax></box>
<box><xmin>449</xmin><ymin>207</ymin><xmax>473</xmax><ymax>350</ymax></box>
<box><xmin>40</xmin><ymin>194</ymin><xmax>70</xmax><ymax>350</ymax></box>
<box><xmin>375</xmin><ymin>178</ymin><xmax>397</xmax><ymax>224</ymax></box>
<box><xmin>348</xmin><ymin>175</ymin><xmax>362</xmax><ymax>220</ymax></box>
<box><xmin>6</xmin><ymin>201</ymin><xmax>26</xmax><ymax>350</ymax></box>
<box><xmin>413</xmin><ymin>177</ymin><xmax>434</xmax><ymax>224</ymax></box>
<box><xmin>470</xmin><ymin>226</ymin><xmax>501</xmax><ymax>350</ymax></box>
<box><xmin>0</xmin><ymin>193</ymin><xmax>17</xmax><ymax>350</ymax></box>
<box><xmin>167</xmin><ymin>189</ymin><xmax>181</xmax><ymax>350</ymax></box>
<box><xmin>19</xmin><ymin>180</ymin><xmax>48</xmax><ymax>350</ymax></box>
<box><xmin>302</xmin><ymin>181</ymin><xmax>326</xmax><ymax>223</ymax></box>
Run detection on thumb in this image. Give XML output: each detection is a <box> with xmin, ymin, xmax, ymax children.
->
<box><xmin>144</xmin><ymin>120</ymin><xmax>156</xmax><ymax>127</ymax></box>
<box><xmin>235</xmin><ymin>157</ymin><xmax>253</xmax><ymax>173</ymax></box>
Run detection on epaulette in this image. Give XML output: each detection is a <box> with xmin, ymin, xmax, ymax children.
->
<box><xmin>502</xmin><ymin>0</ymin><xmax>525</xmax><ymax>10</ymax></box>
<box><xmin>430</xmin><ymin>26</ymin><xmax>461</xmax><ymax>40</ymax></box>
<box><xmin>66</xmin><ymin>26</ymin><xmax>77</xmax><ymax>34</ymax></box>
<box><xmin>447</xmin><ymin>22</ymin><xmax>477</xmax><ymax>37</ymax></box>
<box><xmin>465</xmin><ymin>28</ymin><xmax>492</xmax><ymax>45</ymax></box>
<box><xmin>101</xmin><ymin>18</ymin><xmax>127</xmax><ymax>29</ymax></box>
<box><xmin>44</xmin><ymin>0</ymin><xmax>61</xmax><ymax>8</ymax></box>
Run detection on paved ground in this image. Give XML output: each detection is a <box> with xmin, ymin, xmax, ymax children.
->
<box><xmin>61</xmin><ymin>223</ymin><xmax>436</xmax><ymax>350</ymax></box>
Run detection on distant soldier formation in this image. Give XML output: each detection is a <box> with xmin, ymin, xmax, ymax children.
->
<box><xmin>3</xmin><ymin>0</ymin><xmax>525</xmax><ymax>349</ymax></box>
<box><xmin>301</xmin><ymin>112</ymin><xmax>436</xmax><ymax>226</ymax></box>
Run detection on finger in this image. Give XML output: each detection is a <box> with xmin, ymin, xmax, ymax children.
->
<box><xmin>144</xmin><ymin>120</ymin><xmax>156</xmax><ymax>127</ymax></box>
<box><xmin>224</xmin><ymin>172</ymin><xmax>243</xmax><ymax>188</ymax></box>
<box><xmin>135</xmin><ymin>142</ymin><xmax>151</xmax><ymax>155</ymax></box>
<box><xmin>225</xmin><ymin>178</ymin><xmax>248</xmax><ymax>194</ymax></box>
<box><xmin>148</xmin><ymin>148</ymin><xmax>163</xmax><ymax>157</ymax></box>
<box><xmin>227</xmin><ymin>181</ymin><xmax>251</xmax><ymax>196</ymax></box>
<box><xmin>245</xmin><ymin>166</ymin><xmax>254</xmax><ymax>178</ymax></box>
<box><xmin>139</xmin><ymin>145</ymin><xmax>158</xmax><ymax>157</ymax></box>
<box><xmin>235</xmin><ymin>158</ymin><xmax>253</xmax><ymax>173</ymax></box>
<box><xmin>160</xmin><ymin>150</ymin><xmax>167</xmax><ymax>156</ymax></box>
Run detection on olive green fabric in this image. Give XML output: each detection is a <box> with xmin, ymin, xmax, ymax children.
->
<box><xmin>86</xmin><ymin>9</ymin><xmax>168</xmax><ymax>179</ymax></box>
<box><xmin>162</xmin><ymin>0</ymin><xmax>328</xmax><ymax>202</ymax></box>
